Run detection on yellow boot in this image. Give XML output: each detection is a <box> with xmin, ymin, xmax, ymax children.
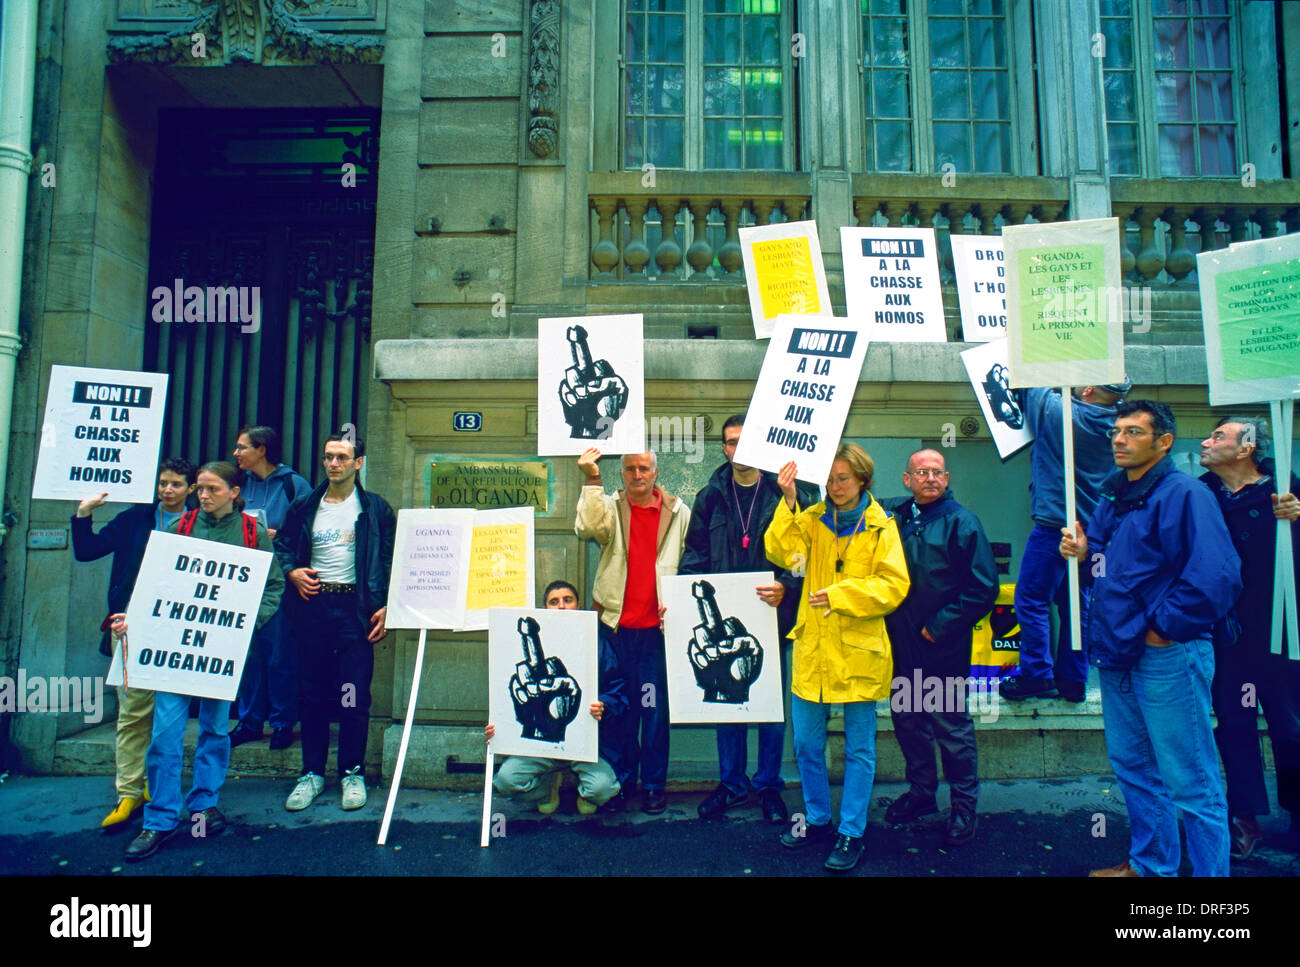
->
<box><xmin>102</xmin><ymin>796</ymin><xmax>144</xmax><ymax>830</ymax></box>
<box><xmin>536</xmin><ymin>772</ymin><xmax>563</xmax><ymax>815</ymax></box>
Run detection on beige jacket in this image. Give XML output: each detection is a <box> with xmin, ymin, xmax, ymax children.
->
<box><xmin>574</xmin><ymin>485</ymin><xmax>691</xmax><ymax>630</ymax></box>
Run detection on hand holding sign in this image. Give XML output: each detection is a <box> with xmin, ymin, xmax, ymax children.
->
<box><xmin>688</xmin><ymin>580</ymin><xmax>764</xmax><ymax>704</ymax></box>
<box><xmin>509</xmin><ymin>616</ymin><xmax>582</xmax><ymax>742</ymax></box>
<box><xmin>559</xmin><ymin>325</ymin><xmax>628</xmax><ymax>439</ymax></box>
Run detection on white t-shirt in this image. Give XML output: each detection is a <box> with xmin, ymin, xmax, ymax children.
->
<box><xmin>311</xmin><ymin>489</ymin><xmax>361</xmax><ymax>582</ymax></box>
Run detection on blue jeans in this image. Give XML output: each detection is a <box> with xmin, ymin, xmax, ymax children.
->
<box><xmin>143</xmin><ymin>690</ymin><xmax>231</xmax><ymax>832</ymax></box>
<box><xmin>1014</xmin><ymin>523</ymin><xmax>1090</xmax><ymax>684</ymax></box>
<box><xmin>235</xmin><ymin>608</ymin><xmax>298</xmax><ymax>731</ymax></box>
<box><xmin>791</xmin><ymin>695</ymin><xmax>877</xmax><ymax>838</ymax></box>
<box><xmin>1099</xmin><ymin>640</ymin><xmax>1229</xmax><ymax>877</ymax></box>
<box><xmin>608</xmin><ymin>625</ymin><xmax>670</xmax><ymax>792</ymax></box>
<box><xmin>718</xmin><ymin>639</ymin><xmax>788</xmax><ymax>793</ymax></box>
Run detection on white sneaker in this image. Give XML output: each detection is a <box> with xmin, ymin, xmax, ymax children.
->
<box><xmin>285</xmin><ymin>773</ymin><xmax>324</xmax><ymax>811</ymax></box>
<box><xmin>341</xmin><ymin>766</ymin><xmax>366</xmax><ymax>811</ymax></box>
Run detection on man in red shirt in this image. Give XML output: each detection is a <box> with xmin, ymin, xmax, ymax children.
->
<box><xmin>575</xmin><ymin>448</ymin><xmax>691</xmax><ymax>814</ymax></box>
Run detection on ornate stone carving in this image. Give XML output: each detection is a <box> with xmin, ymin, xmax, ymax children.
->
<box><xmin>527</xmin><ymin>0</ymin><xmax>560</xmax><ymax>158</ymax></box>
<box><xmin>108</xmin><ymin>0</ymin><xmax>383</xmax><ymax>65</ymax></box>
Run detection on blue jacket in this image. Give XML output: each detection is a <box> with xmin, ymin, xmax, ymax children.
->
<box><xmin>240</xmin><ymin>464</ymin><xmax>313</xmax><ymax>531</ymax></box>
<box><xmin>1199</xmin><ymin>460</ymin><xmax>1300</xmax><ymax>650</ymax></box>
<box><xmin>595</xmin><ymin>628</ymin><xmax>628</xmax><ymax>767</ymax></box>
<box><xmin>1020</xmin><ymin>387</ymin><xmax>1117</xmax><ymax>528</ymax></box>
<box><xmin>1082</xmin><ymin>458</ymin><xmax>1242</xmax><ymax>670</ymax></box>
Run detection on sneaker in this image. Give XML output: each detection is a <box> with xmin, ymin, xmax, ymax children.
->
<box><xmin>123</xmin><ymin>824</ymin><xmax>182</xmax><ymax>862</ymax></box>
<box><xmin>884</xmin><ymin>791</ymin><xmax>939</xmax><ymax>825</ymax></box>
<box><xmin>192</xmin><ymin>806</ymin><xmax>228</xmax><ymax>837</ymax></box>
<box><xmin>341</xmin><ymin>766</ymin><xmax>367</xmax><ymax>810</ymax></box>
<box><xmin>759</xmin><ymin>788</ymin><xmax>789</xmax><ymax>825</ymax></box>
<box><xmin>944</xmin><ymin>805</ymin><xmax>977</xmax><ymax>846</ymax></box>
<box><xmin>1054</xmin><ymin>678</ymin><xmax>1086</xmax><ymax>703</ymax></box>
<box><xmin>285</xmin><ymin>772</ymin><xmax>325</xmax><ymax>811</ymax></box>
<box><xmin>537</xmin><ymin>771</ymin><xmax>563</xmax><ymax>815</ymax></box>
<box><xmin>824</xmin><ymin>833</ymin><xmax>865</xmax><ymax>872</ymax></box>
<box><xmin>999</xmin><ymin>677</ymin><xmax>1059</xmax><ymax>701</ymax></box>
<box><xmin>697</xmin><ymin>783</ymin><xmax>748</xmax><ymax>819</ymax></box>
<box><xmin>779</xmin><ymin>819</ymin><xmax>834</xmax><ymax>849</ymax></box>
<box><xmin>101</xmin><ymin>796</ymin><xmax>144</xmax><ymax>831</ymax></box>
<box><xmin>1229</xmin><ymin>816</ymin><xmax>1262</xmax><ymax>859</ymax></box>
<box><xmin>228</xmin><ymin>724</ymin><xmax>264</xmax><ymax>749</ymax></box>
<box><xmin>269</xmin><ymin>728</ymin><xmax>294</xmax><ymax>751</ymax></box>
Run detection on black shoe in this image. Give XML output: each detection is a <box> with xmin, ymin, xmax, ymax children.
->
<box><xmin>945</xmin><ymin>805</ymin><xmax>978</xmax><ymax>846</ymax></box>
<box><xmin>124</xmin><ymin>824</ymin><xmax>182</xmax><ymax>862</ymax></box>
<box><xmin>999</xmin><ymin>677</ymin><xmax>1058</xmax><ymax>702</ymax></box>
<box><xmin>228</xmin><ymin>724</ymin><xmax>264</xmax><ymax>749</ymax></box>
<box><xmin>642</xmin><ymin>789</ymin><xmax>667</xmax><ymax>815</ymax></box>
<box><xmin>884</xmin><ymin>791</ymin><xmax>939</xmax><ymax>825</ymax></box>
<box><xmin>193</xmin><ymin>806</ymin><xmax>227</xmax><ymax>836</ymax></box>
<box><xmin>1054</xmin><ymin>679</ymin><xmax>1086</xmax><ymax>703</ymax></box>
<box><xmin>269</xmin><ymin>728</ymin><xmax>294</xmax><ymax>751</ymax></box>
<box><xmin>598</xmin><ymin>791</ymin><xmax>627</xmax><ymax>814</ymax></box>
<box><xmin>824</xmin><ymin>833</ymin><xmax>865</xmax><ymax>872</ymax></box>
<box><xmin>779</xmin><ymin>820</ymin><xmax>834</xmax><ymax>849</ymax></box>
<box><xmin>759</xmin><ymin>788</ymin><xmax>789</xmax><ymax>825</ymax></box>
<box><xmin>697</xmin><ymin>784</ymin><xmax>748</xmax><ymax>819</ymax></box>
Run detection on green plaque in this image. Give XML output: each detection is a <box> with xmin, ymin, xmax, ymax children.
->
<box><xmin>429</xmin><ymin>460</ymin><xmax>549</xmax><ymax>511</ymax></box>
<box><xmin>1017</xmin><ymin>243</ymin><xmax>1109</xmax><ymax>364</ymax></box>
<box><xmin>1215</xmin><ymin>259</ymin><xmax>1300</xmax><ymax>383</ymax></box>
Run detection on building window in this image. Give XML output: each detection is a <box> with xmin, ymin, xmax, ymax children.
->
<box><xmin>624</xmin><ymin>0</ymin><xmax>792</xmax><ymax>170</ymax></box>
<box><xmin>861</xmin><ymin>0</ymin><xmax>1023</xmax><ymax>174</ymax></box>
<box><xmin>1101</xmin><ymin>0</ymin><xmax>1240</xmax><ymax>177</ymax></box>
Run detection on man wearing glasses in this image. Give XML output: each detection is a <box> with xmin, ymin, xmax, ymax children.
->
<box><xmin>1061</xmin><ymin>400</ymin><xmax>1240</xmax><ymax>877</ymax></box>
<box><xmin>879</xmin><ymin>450</ymin><xmax>998</xmax><ymax>846</ymax></box>
<box><xmin>274</xmin><ymin>431</ymin><xmax>396</xmax><ymax>814</ymax></box>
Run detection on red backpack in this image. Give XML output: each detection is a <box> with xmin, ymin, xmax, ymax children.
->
<box><xmin>177</xmin><ymin>509</ymin><xmax>259</xmax><ymax>548</ymax></box>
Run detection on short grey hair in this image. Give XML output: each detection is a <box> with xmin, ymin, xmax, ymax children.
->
<box><xmin>622</xmin><ymin>450</ymin><xmax>657</xmax><ymax>470</ymax></box>
<box><xmin>1216</xmin><ymin>415</ymin><xmax>1273</xmax><ymax>468</ymax></box>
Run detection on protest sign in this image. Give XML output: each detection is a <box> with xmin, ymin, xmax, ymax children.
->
<box><xmin>661</xmin><ymin>572</ymin><xmax>784</xmax><ymax>724</ymax></box>
<box><xmin>538</xmin><ymin>314</ymin><xmax>645</xmax><ymax>455</ymax></box>
<box><xmin>33</xmin><ymin>366</ymin><xmax>170</xmax><ymax>503</ymax></box>
<box><xmin>385</xmin><ymin>509</ymin><xmax>474</xmax><ymax>630</ymax></box>
<box><xmin>487</xmin><ymin>607</ymin><xmax>599</xmax><ymax>763</ymax></box>
<box><xmin>106</xmin><ymin>531</ymin><xmax>272</xmax><ymax>701</ymax></box>
<box><xmin>950</xmin><ymin>234</ymin><xmax>1008</xmax><ymax>342</ymax></box>
<box><xmin>739</xmin><ymin>220</ymin><xmax>831</xmax><ymax>339</ymax></box>
<box><xmin>960</xmin><ymin>339</ymin><xmax>1034</xmax><ymax>459</ymax></box>
<box><xmin>1003</xmin><ymin>217</ymin><xmax>1125</xmax><ymax>388</ymax></box>
<box><xmin>731</xmin><ymin>315</ymin><xmax>870</xmax><ymax>486</ymax></box>
<box><xmin>462</xmin><ymin>507</ymin><xmax>535</xmax><ymax>631</ymax></box>
<box><xmin>1197</xmin><ymin>234</ymin><xmax>1300</xmax><ymax>408</ymax></box>
<box><xmin>841</xmin><ymin>226</ymin><xmax>948</xmax><ymax>343</ymax></box>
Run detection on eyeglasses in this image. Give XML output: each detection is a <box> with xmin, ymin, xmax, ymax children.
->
<box><xmin>905</xmin><ymin>468</ymin><xmax>948</xmax><ymax>479</ymax></box>
<box><xmin>233</xmin><ymin>444</ymin><xmax>252</xmax><ymax>453</ymax></box>
<box><xmin>322</xmin><ymin>454</ymin><xmax>354</xmax><ymax>465</ymax></box>
<box><xmin>1107</xmin><ymin>426</ymin><xmax>1152</xmax><ymax>440</ymax></box>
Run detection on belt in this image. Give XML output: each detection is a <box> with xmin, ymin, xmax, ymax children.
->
<box><xmin>319</xmin><ymin>582</ymin><xmax>357</xmax><ymax>594</ymax></box>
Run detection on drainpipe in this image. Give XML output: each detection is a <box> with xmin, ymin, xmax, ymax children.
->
<box><xmin>0</xmin><ymin>0</ymin><xmax>37</xmax><ymax>542</ymax></box>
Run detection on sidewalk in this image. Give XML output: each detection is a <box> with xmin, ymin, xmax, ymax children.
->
<box><xmin>3</xmin><ymin>772</ymin><xmax>1296</xmax><ymax>877</ymax></box>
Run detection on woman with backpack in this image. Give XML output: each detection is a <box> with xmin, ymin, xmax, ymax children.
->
<box><xmin>115</xmin><ymin>461</ymin><xmax>285</xmax><ymax>862</ymax></box>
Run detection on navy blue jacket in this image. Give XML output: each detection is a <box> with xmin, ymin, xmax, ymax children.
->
<box><xmin>595</xmin><ymin>628</ymin><xmax>628</xmax><ymax>767</ymax></box>
<box><xmin>274</xmin><ymin>480</ymin><xmax>396</xmax><ymax>627</ymax></box>
<box><xmin>880</xmin><ymin>491</ymin><xmax>999</xmax><ymax>677</ymax></box>
<box><xmin>1020</xmin><ymin>387</ymin><xmax>1118</xmax><ymax>528</ymax></box>
<box><xmin>679</xmin><ymin>463</ymin><xmax>820</xmax><ymax>636</ymax></box>
<box><xmin>1199</xmin><ymin>461</ymin><xmax>1300</xmax><ymax>650</ymax></box>
<box><xmin>1082</xmin><ymin>458</ymin><xmax>1242</xmax><ymax>669</ymax></box>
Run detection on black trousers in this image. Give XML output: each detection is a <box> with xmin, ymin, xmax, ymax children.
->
<box><xmin>298</xmin><ymin>591</ymin><xmax>373</xmax><ymax>778</ymax></box>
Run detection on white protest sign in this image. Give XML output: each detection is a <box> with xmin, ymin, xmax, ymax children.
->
<box><xmin>385</xmin><ymin>509</ymin><xmax>474</xmax><ymax>630</ymax></box>
<box><xmin>661</xmin><ymin>572</ymin><xmax>784</xmax><ymax>724</ymax></box>
<box><xmin>732</xmin><ymin>315</ymin><xmax>870</xmax><ymax>486</ymax></box>
<box><xmin>1196</xmin><ymin>233</ymin><xmax>1300</xmax><ymax>408</ymax></box>
<box><xmin>960</xmin><ymin>339</ymin><xmax>1034</xmax><ymax>459</ymax></box>
<box><xmin>106</xmin><ymin>531</ymin><xmax>272</xmax><ymax>701</ymax></box>
<box><xmin>950</xmin><ymin>234</ymin><xmax>1008</xmax><ymax>342</ymax></box>
<box><xmin>538</xmin><ymin>314</ymin><xmax>646</xmax><ymax>455</ymax></box>
<box><xmin>1003</xmin><ymin>217</ymin><xmax>1125</xmax><ymax>389</ymax></box>
<box><xmin>739</xmin><ymin>219</ymin><xmax>832</xmax><ymax>339</ymax></box>
<box><xmin>487</xmin><ymin>607</ymin><xmax>599</xmax><ymax>763</ymax></box>
<box><xmin>33</xmin><ymin>366</ymin><xmax>170</xmax><ymax>503</ymax></box>
<box><xmin>461</xmin><ymin>507</ymin><xmax>536</xmax><ymax>631</ymax></box>
<box><xmin>841</xmin><ymin>226</ymin><xmax>948</xmax><ymax>343</ymax></box>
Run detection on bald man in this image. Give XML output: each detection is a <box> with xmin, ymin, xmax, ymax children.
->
<box><xmin>879</xmin><ymin>449</ymin><xmax>998</xmax><ymax>846</ymax></box>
